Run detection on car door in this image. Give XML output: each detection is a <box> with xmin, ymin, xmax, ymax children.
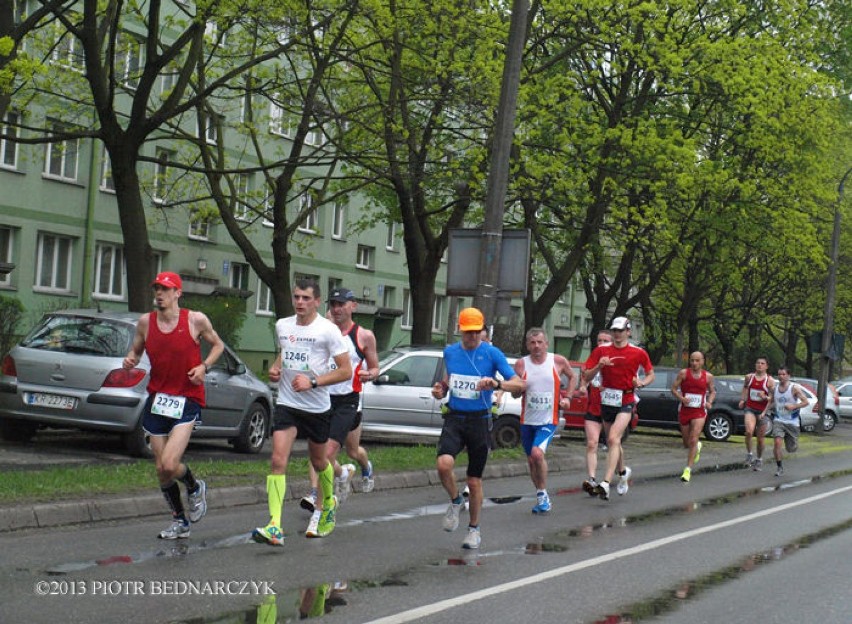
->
<box><xmin>198</xmin><ymin>345</ymin><xmax>245</xmax><ymax>433</ymax></box>
<box><xmin>361</xmin><ymin>352</ymin><xmax>442</xmax><ymax>431</ymax></box>
<box><xmin>636</xmin><ymin>368</ymin><xmax>679</xmax><ymax>426</ymax></box>
<box><xmin>835</xmin><ymin>383</ymin><xmax>852</xmax><ymax>418</ymax></box>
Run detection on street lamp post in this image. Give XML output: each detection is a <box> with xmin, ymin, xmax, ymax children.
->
<box><xmin>818</xmin><ymin>165</ymin><xmax>852</xmax><ymax>434</ymax></box>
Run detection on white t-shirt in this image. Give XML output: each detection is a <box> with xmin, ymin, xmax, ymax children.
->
<box><xmin>274</xmin><ymin>314</ymin><xmax>349</xmax><ymax>412</ymax></box>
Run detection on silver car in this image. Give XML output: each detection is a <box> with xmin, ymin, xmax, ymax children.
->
<box><xmin>831</xmin><ymin>381</ymin><xmax>852</xmax><ymax>420</ymax></box>
<box><xmin>359</xmin><ymin>346</ymin><xmax>524</xmax><ymax>448</ymax></box>
<box><xmin>0</xmin><ymin>310</ymin><xmax>273</xmax><ymax>456</ymax></box>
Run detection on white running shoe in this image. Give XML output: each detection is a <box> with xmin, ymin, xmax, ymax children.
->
<box><xmin>361</xmin><ymin>461</ymin><xmax>375</xmax><ymax>493</ymax></box>
<box><xmin>300</xmin><ymin>491</ymin><xmax>317</xmax><ymax>513</ymax></box>
<box><xmin>462</xmin><ymin>526</ymin><xmax>481</xmax><ymax>550</ymax></box>
<box><xmin>616</xmin><ymin>466</ymin><xmax>632</xmax><ymax>496</ymax></box>
<box><xmin>187</xmin><ymin>480</ymin><xmax>207</xmax><ymax>523</ymax></box>
<box><xmin>442</xmin><ymin>498</ymin><xmax>465</xmax><ymax>532</ymax></box>
<box><xmin>334</xmin><ymin>464</ymin><xmax>355</xmax><ymax>502</ymax></box>
<box><xmin>305</xmin><ymin>509</ymin><xmax>322</xmax><ymax>538</ymax></box>
<box><xmin>595</xmin><ymin>481</ymin><xmax>611</xmax><ymax>501</ymax></box>
<box><xmin>159</xmin><ymin>519</ymin><xmax>190</xmax><ymax>539</ymax></box>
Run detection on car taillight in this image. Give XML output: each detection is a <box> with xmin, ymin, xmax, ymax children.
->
<box><xmin>1</xmin><ymin>355</ymin><xmax>16</xmax><ymax>377</ymax></box>
<box><xmin>103</xmin><ymin>368</ymin><xmax>146</xmax><ymax>388</ymax></box>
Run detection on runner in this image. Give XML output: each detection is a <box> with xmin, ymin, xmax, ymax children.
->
<box><xmin>514</xmin><ymin>328</ymin><xmax>576</xmax><ymax>513</ymax></box>
<box><xmin>251</xmin><ymin>279</ymin><xmax>351</xmax><ymax>545</ymax></box>
<box><xmin>431</xmin><ymin>307</ymin><xmax>525</xmax><ymax>549</ymax></box>
<box><xmin>123</xmin><ymin>272</ymin><xmax>224</xmax><ymax>539</ymax></box>
<box><xmin>738</xmin><ymin>356</ymin><xmax>775</xmax><ymax>470</ymax></box>
<box><xmin>765</xmin><ymin>366</ymin><xmax>808</xmax><ymax>477</ymax></box>
<box><xmin>671</xmin><ymin>351</ymin><xmax>716</xmax><ymax>483</ymax></box>
<box><xmin>582</xmin><ymin>316</ymin><xmax>654</xmax><ymax>500</ymax></box>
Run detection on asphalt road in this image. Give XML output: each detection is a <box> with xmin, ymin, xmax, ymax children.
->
<box><xmin>1</xmin><ymin>425</ymin><xmax>851</xmax><ymax>623</ymax></box>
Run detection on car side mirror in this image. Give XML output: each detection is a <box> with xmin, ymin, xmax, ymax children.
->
<box><xmin>373</xmin><ymin>374</ymin><xmax>391</xmax><ymax>385</ymax></box>
<box><xmin>234</xmin><ymin>363</ymin><xmax>246</xmax><ymax>375</ymax></box>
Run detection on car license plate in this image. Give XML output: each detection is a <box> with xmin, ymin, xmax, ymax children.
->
<box><xmin>24</xmin><ymin>392</ymin><xmax>77</xmax><ymax>410</ymax></box>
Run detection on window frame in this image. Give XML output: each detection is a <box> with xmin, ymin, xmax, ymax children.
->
<box><xmin>92</xmin><ymin>241</ymin><xmax>125</xmax><ymax>300</ymax></box>
<box><xmin>34</xmin><ymin>232</ymin><xmax>73</xmax><ymax>293</ymax></box>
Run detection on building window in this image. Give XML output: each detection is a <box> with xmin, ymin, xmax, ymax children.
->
<box><xmin>356</xmin><ymin>245</ymin><xmax>374</xmax><ymax>270</ymax></box>
<box><xmin>305</xmin><ymin>123</ymin><xmax>324</xmax><ymax>146</ymax></box>
<box><xmin>52</xmin><ymin>19</ymin><xmax>84</xmax><ymax>71</ymax></box>
<box><xmin>0</xmin><ymin>227</ymin><xmax>13</xmax><ymax>287</ymax></box>
<box><xmin>297</xmin><ymin>192</ymin><xmax>318</xmax><ymax>233</ymax></box>
<box><xmin>432</xmin><ymin>295</ymin><xmax>446</xmax><ymax>332</ymax></box>
<box><xmin>234</xmin><ymin>174</ymin><xmax>250</xmax><ymax>221</ymax></box>
<box><xmin>256</xmin><ymin>278</ymin><xmax>273</xmax><ymax>315</ymax></box>
<box><xmin>118</xmin><ymin>32</ymin><xmax>145</xmax><ymax>89</ymax></box>
<box><xmin>327</xmin><ymin>277</ymin><xmax>342</xmax><ymax>296</ymax></box>
<box><xmin>152</xmin><ymin>148</ymin><xmax>173</xmax><ymax>204</ymax></box>
<box><xmin>100</xmin><ymin>146</ymin><xmax>115</xmax><ymax>191</ymax></box>
<box><xmin>382</xmin><ymin>285</ymin><xmax>395</xmax><ymax>308</ymax></box>
<box><xmin>160</xmin><ymin>63</ymin><xmax>179</xmax><ymax>95</ymax></box>
<box><xmin>149</xmin><ymin>252</ymin><xmax>163</xmax><ymax>280</ymax></box>
<box><xmin>332</xmin><ymin>201</ymin><xmax>346</xmax><ymax>239</ymax></box>
<box><xmin>1</xmin><ymin>111</ymin><xmax>20</xmax><ymax>169</ymax></box>
<box><xmin>230</xmin><ymin>262</ymin><xmax>250</xmax><ymax>290</ymax></box>
<box><xmin>269</xmin><ymin>96</ymin><xmax>294</xmax><ymax>137</ymax></box>
<box><xmin>401</xmin><ymin>289</ymin><xmax>413</xmax><ymax>329</ymax></box>
<box><xmin>35</xmin><ymin>232</ymin><xmax>73</xmax><ymax>292</ymax></box>
<box><xmin>44</xmin><ymin>121</ymin><xmax>79</xmax><ymax>182</ymax></box>
<box><xmin>93</xmin><ymin>242</ymin><xmax>125</xmax><ymax>299</ymax></box>
<box><xmin>188</xmin><ymin>213</ymin><xmax>211</xmax><ymax>240</ymax></box>
<box><xmin>386</xmin><ymin>222</ymin><xmax>398</xmax><ymax>251</ymax></box>
<box><xmin>198</xmin><ymin>113</ymin><xmax>222</xmax><ymax>145</ymax></box>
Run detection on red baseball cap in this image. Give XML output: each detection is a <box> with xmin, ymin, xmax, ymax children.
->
<box><xmin>152</xmin><ymin>271</ymin><xmax>182</xmax><ymax>290</ymax></box>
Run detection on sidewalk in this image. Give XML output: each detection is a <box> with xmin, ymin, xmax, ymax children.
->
<box><xmin>0</xmin><ymin>430</ymin><xmax>751</xmax><ymax>533</ymax></box>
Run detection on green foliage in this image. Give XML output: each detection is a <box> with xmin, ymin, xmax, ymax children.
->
<box><xmin>182</xmin><ymin>295</ymin><xmax>246</xmax><ymax>347</ymax></box>
<box><xmin>0</xmin><ymin>294</ymin><xmax>24</xmax><ymax>357</ymax></box>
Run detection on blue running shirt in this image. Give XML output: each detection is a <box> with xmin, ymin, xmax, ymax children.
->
<box><xmin>443</xmin><ymin>342</ymin><xmax>516</xmax><ymax>414</ymax></box>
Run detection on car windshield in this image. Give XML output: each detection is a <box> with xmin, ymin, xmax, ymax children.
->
<box><xmin>21</xmin><ymin>315</ymin><xmax>134</xmax><ymax>357</ymax></box>
<box><xmin>377</xmin><ymin>349</ymin><xmax>408</xmax><ymax>368</ymax></box>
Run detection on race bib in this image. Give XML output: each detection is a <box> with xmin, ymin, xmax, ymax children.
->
<box><xmin>601</xmin><ymin>388</ymin><xmax>623</xmax><ymax>407</ymax></box>
<box><xmin>749</xmin><ymin>388</ymin><xmax>766</xmax><ymax>402</ymax></box>
<box><xmin>282</xmin><ymin>345</ymin><xmax>311</xmax><ymax>371</ymax></box>
<box><xmin>525</xmin><ymin>392</ymin><xmax>554</xmax><ymax>413</ymax></box>
<box><xmin>151</xmin><ymin>393</ymin><xmax>186</xmax><ymax>419</ymax></box>
<box><xmin>449</xmin><ymin>374</ymin><xmax>481</xmax><ymax>400</ymax></box>
<box><xmin>684</xmin><ymin>393</ymin><xmax>703</xmax><ymax>408</ymax></box>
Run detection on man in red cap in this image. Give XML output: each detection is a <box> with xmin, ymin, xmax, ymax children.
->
<box><xmin>431</xmin><ymin>307</ymin><xmax>525</xmax><ymax>550</ymax></box>
<box><xmin>123</xmin><ymin>271</ymin><xmax>224</xmax><ymax>539</ymax></box>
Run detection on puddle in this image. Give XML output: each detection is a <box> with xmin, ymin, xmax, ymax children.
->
<box><xmin>589</xmin><ymin>517</ymin><xmax>852</xmax><ymax>623</ymax></box>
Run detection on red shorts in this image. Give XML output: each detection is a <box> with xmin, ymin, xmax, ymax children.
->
<box><xmin>678</xmin><ymin>407</ymin><xmax>706</xmax><ymax>426</ymax></box>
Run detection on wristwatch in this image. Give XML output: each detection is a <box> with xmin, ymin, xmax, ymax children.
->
<box><xmin>495</xmin><ymin>379</ymin><xmax>502</xmax><ymax>390</ymax></box>
<box><xmin>310</xmin><ymin>375</ymin><xmax>318</xmax><ymax>388</ymax></box>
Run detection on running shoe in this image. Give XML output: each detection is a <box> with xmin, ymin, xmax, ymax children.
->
<box><xmin>532</xmin><ymin>491</ymin><xmax>551</xmax><ymax>514</ymax></box>
<box><xmin>744</xmin><ymin>452</ymin><xmax>754</xmax><ymax>467</ymax></box>
<box><xmin>752</xmin><ymin>457</ymin><xmax>763</xmax><ymax>471</ymax></box>
<box><xmin>443</xmin><ymin>498</ymin><xmax>465</xmax><ymax>532</ymax></box>
<box><xmin>300</xmin><ymin>490</ymin><xmax>317</xmax><ymax>513</ymax></box>
<box><xmin>774</xmin><ymin>466</ymin><xmax>785</xmax><ymax>477</ymax></box>
<box><xmin>315</xmin><ymin>496</ymin><xmax>338</xmax><ymax>537</ymax></box>
<box><xmin>616</xmin><ymin>466</ymin><xmax>632</xmax><ymax>496</ymax></box>
<box><xmin>462</xmin><ymin>526</ymin><xmax>481</xmax><ymax>550</ymax></box>
<box><xmin>158</xmin><ymin>519</ymin><xmax>190</xmax><ymax>539</ymax></box>
<box><xmin>334</xmin><ymin>464</ymin><xmax>355</xmax><ymax>502</ymax></box>
<box><xmin>187</xmin><ymin>479</ymin><xmax>207</xmax><ymax>523</ymax></box>
<box><xmin>252</xmin><ymin>524</ymin><xmax>285</xmax><ymax>546</ymax></box>
<box><xmin>694</xmin><ymin>441</ymin><xmax>702</xmax><ymax>464</ymax></box>
<box><xmin>361</xmin><ymin>461</ymin><xmax>375</xmax><ymax>493</ymax></box>
<box><xmin>582</xmin><ymin>477</ymin><xmax>598</xmax><ymax>497</ymax></box>
<box><xmin>595</xmin><ymin>481</ymin><xmax>610</xmax><ymax>501</ymax></box>
<box><xmin>680</xmin><ymin>467</ymin><xmax>691</xmax><ymax>483</ymax></box>
<box><xmin>305</xmin><ymin>510</ymin><xmax>322</xmax><ymax>538</ymax></box>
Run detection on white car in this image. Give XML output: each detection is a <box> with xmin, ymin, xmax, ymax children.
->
<box><xmin>831</xmin><ymin>381</ymin><xmax>852</xmax><ymax>420</ymax></box>
<box><xmin>359</xmin><ymin>347</ymin><xmax>526</xmax><ymax>448</ymax></box>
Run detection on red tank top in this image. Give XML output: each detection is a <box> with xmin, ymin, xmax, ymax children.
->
<box><xmin>745</xmin><ymin>374</ymin><xmax>770</xmax><ymax>411</ymax></box>
<box><xmin>145</xmin><ymin>309</ymin><xmax>205</xmax><ymax>406</ymax></box>
<box><xmin>678</xmin><ymin>369</ymin><xmax>707</xmax><ymax>417</ymax></box>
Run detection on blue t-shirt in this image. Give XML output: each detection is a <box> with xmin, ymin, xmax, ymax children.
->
<box><xmin>443</xmin><ymin>341</ymin><xmax>516</xmax><ymax>415</ymax></box>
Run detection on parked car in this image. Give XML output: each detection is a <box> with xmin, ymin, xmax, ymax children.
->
<box><xmin>633</xmin><ymin>368</ymin><xmax>746</xmax><ymax>442</ymax></box>
<box><xmin>790</xmin><ymin>377</ymin><xmax>838</xmax><ymax>431</ymax></box>
<box><xmin>0</xmin><ymin>309</ymin><xmax>274</xmax><ymax>456</ymax></box>
<box><xmin>360</xmin><ymin>346</ymin><xmax>534</xmax><ymax>449</ymax></box>
<box><xmin>560</xmin><ymin>360</ymin><xmax>639</xmax><ymax>434</ymax></box>
<box><xmin>832</xmin><ymin>381</ymin><xmax>852</xmax><ymax>420</ymax></box>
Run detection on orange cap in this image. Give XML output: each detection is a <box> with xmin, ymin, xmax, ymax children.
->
<box><xmin>458</xmin><ymin>307</ymin><xmax>485</xmax><ymax>331</ymax></box>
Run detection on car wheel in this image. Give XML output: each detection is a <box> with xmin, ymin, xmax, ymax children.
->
<box><xmin>123</xmin><ymin>420</ymin><xmax>152</xmax><ymax>458</ymax></box>
<box><xmin>0</xmin><ymin>418</ymin><xmax>38</xmax><ymax>443</ymax></box>
<box><xmin>704</xmin><ymin>412</ymin><xmax>733</xmax><ymax>442</ymax></box>
<box><xmin>823</xmin><ymin>411</ymin><xmax>837</xmax><ymax>432</ymax></box>
<box><xmin>491</xmin><ymin>415</ymin><xmax>520</xmax><ymax>449</ymax></box>
<box><xmin>232</xmin><ymin>402</ymin><xmax>269</xmax><ymax>453</ymax></box>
